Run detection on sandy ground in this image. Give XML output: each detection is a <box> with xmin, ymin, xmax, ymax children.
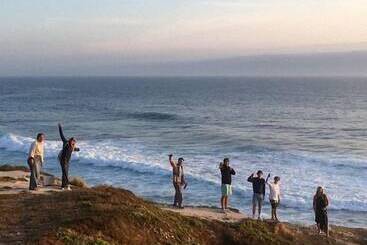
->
<box><xmin>0</xmin><ymin>170</ymin><xmax>62</xmax><ymax>194</ymax></box>
<box><xmin>162</xmin><ymin>205</ymin><xmax>247</xmax><ymax>222</ymax></box>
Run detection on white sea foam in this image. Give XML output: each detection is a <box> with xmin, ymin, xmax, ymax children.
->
<box><xmin>0</xmin><ymin>133</ymin><xmax>366</xmax><ymax>213</ymax></box>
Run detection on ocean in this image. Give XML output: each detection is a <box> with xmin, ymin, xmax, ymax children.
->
<box><xmin>0</xmin><ymin>76</ymin><xmax>366</xmax><ymax>228</ymax></box>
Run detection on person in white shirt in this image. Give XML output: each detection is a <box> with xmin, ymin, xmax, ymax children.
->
<box><xmin>27</xmin><ymin>133</ymin><xmax>45</xmax><ymax>190</ymax></box>
<box><xmin>266</xmin><ymin>174</ymin><xmax>281</xmax><ymax>221</ymax></box>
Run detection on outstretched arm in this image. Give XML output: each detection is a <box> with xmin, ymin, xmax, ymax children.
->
<box><xmin>230</xmin><ymin>168</ymin><xmax>236</xmax><ymax>175</ymax></box>
<box><xmin>58</xmin><ymin>123</ymin><xmax>67</xmax><ymax>143</ymax></box>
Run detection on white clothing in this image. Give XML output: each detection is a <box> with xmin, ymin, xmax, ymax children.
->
<box><xmin>267</xmin><ymin>182</ymin><xmax>280</xmax><ymax>202</ymax></box>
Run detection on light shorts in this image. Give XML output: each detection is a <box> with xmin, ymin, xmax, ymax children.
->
<box><xmin>221</xmin><ymin>184</ymin><xmax>232</xmax><ymax>196</ymax></box>
<box><xmin>252</xmin><ymin>193</ymin><xmax>264</xmax><ymax>206</ymax></box>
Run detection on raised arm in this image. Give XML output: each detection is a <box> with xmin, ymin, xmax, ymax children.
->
<box><xmin>265</xmin><ymin>173</ymin><xmax>271</xmax><ymax>184</ymax></box>
<box><xmin>247</xmin><ymin>173</ymin><xmax>254</xmax><ymax>182</ymax></box>
<box><xmin>58</xmin><ymin>123</ymin><xmax>67</xmax><ymax>143</ymax></box>
<box><xmin>168</xmin><ymin>154</ymin><xmax>175</xmax><ymax>168</ymax></box>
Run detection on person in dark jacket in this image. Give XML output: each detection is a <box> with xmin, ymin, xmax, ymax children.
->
<box><xmin>248</xmin><ymin>170</ymin><xmax>269</xmax><ymax>219</ymax></box>
<box><xmin>313</xmin><ymin>186</ymin><xmax>329</xmax><ymax>237</ymax></box>
<box><xmin>219</xmin><ymin>158</ymin><xmax>235</xmax><ymax>212</ymax></box>
<box><xmin>58</xmin><ymin>123</ymin><xmax>80</xmax><ymax>190</ymax></box>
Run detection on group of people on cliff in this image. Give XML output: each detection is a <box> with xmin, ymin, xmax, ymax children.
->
<box><xmin>168</xmin><ymin>155</ymin><xmax>330</xmax><ymax>237</ymax></box>
<box><xmin>27</xmin><ymin>124</ymin><xmax>79</xmax><ymax>191</ymax></box>
<box><xmin>26</xmin><ymin>129</ymin><xmax>329</xmax><ymax>237</ymax></box>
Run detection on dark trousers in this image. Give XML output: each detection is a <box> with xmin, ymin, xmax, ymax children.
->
<box><xmin>316</xmin><ymin>209</ymin><xmax>328</xmax><ymax>232</ymax></box>
<box><xmin>28</xmin><ymin>158</ymin><xmax>37</xmax><ymax>190</ymax></box>
<box><xmin>60</xmin><ymin>161</ymin><xmax>70</xmax><ymax>188</ymax></box>
<box><xmin>173</xmin><ymin>182</ymin><xmax>183</xmax><ymax>207</ymax></box>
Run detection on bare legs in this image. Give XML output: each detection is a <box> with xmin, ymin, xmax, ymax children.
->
<box><xmin>221</xmin><ymin>196</ymin><xmax>229</xmax><ymax>210</ymax></box>
<box><xmin>271</xmin><ymin>207</ymin><xmax>279</xmax><ymax>221</ymax></box>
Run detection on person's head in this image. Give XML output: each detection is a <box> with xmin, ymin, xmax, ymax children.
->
<box><xmin>316</xmin><ymin>186</ymin><xmax>323</xmax><ymax>195</ymax></box>
<box><xmin>257</xmin><ymin>170</ymin><xmax>263</xmax><ymax>178</ymax></box>
<box><xmin>178</xmin><ymin>157</ymin><xmax>184</xmax><ymax>165</ymax></box>
<box><xmin>274</xmin><ymin>176</ymin><xmax>280</xmax><ymax>184</ymax></box>
<box><xmin>68</xmin><ymin>137</ymin><xmax>77</xmax><ymax>148</ymax></box>
<box><xmin>223</xmin><ymin>158</ymin><xmax>229</xmax><ymax>167</ymax></box>
<box><xmin>36</xmin><ymin>133</ymin><xmax>45</xmax><ymax>143</ymax></box>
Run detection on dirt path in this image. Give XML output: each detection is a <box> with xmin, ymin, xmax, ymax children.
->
<box><xmin>162</xmin><ymin>205</ymin><xmax>247</xmax><ymax>222</ymax></box>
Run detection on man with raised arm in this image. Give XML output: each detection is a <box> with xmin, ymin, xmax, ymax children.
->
<box><xmin>27</xmin><ymin>133</ymin><xmax>45</xmax><ymax>190</ymax></box>
<box><xmin>219</xmin><ymin>158</ymin><xmax>236</xmax><ymax>212</ymax></box>
<box><xmin>58</xmin><ymin>123</ymin><xmax>80</xmax><ymax>190</ymax></box>
<box><xmin>169</xmin><ymin>154</ymin><xmax>187</xmax><ymax>208</ymax></box>
<box><xmin>248</xmin><ymin>170</ymin><xmax>268</xmax><ymax>219</ymax></box>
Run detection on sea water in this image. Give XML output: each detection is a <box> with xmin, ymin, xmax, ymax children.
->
<box><xmin>0</xmin><ymin>76</ymin><xmax>366</xmax><ymax>228</ymax></box>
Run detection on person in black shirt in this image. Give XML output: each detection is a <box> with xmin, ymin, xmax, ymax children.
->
<box><xmin>313</xmin><ymin>186</ymin><xmax>329</xmax><ymax>237</ymax></box>
<box><xmin>219</xmin><ymin>158</ymin><xmax>235</xmax><ymax>212</ymax></box>
<box><xmin>248</xmin><ymin>170</ymin><xmax>269</xmax><ymax>219</ymax></box>
<box><xmin>58</xmin><ymin>123</ymin><xmax>80</xmax><ymax>190</ymax></box>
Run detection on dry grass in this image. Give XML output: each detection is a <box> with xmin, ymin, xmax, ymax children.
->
<box><xmin>0</xmin><ymin>186</ymin><xmax>365</xmax><ymax>245</ymax></box>
<box><xmin>69</xmin><ymin>176</ymin><xmax>88</xmax><ymax>188</ymax></box>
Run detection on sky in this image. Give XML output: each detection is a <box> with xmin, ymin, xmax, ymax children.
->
<box><xmin>1</xmin><ymin>0</ymin><xmax>367</xmax><ymax>76</ymax></box>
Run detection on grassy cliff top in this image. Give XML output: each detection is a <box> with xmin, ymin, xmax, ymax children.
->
<box><xmin>0</xmin><ymin>165</ymin><xmax>366</xmax><ymax>244</ymax></box>
<box><xmin>0</xmin><ymin>186</ymin><xmax>365</xmax><ymax>244</ymax></box>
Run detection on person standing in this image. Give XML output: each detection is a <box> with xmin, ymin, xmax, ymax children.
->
<box><xmin>313</xmin><ymin>186</ymin><xmax>329</xmax><ymax>237</ymax></box>
<box><xmin>27</xmin><ymin>133</ymin><xmax>45</xmax><ymax>190</ymax></box>
<box><xmin>266</xmin><ymin>174</ymin><xmax>281</xmax><ymax>221</ymax></box>
<box><xmin>247</xmin><ymin>170</ymin><xmax>267</xmax><ymax>219</ymax></box>
<box><xmin>58</xmin><ymin>123</ymin><xmax>80</xmax><ymax>190</ymax></box>
<box><xmin>219</xmin><ymin>158</ymin><xmax>236</xmax><ymax>212</ymax></box>
<box><xmin>169</xmin><ymin>154</ymin><xmax>187</xmax><ymax>208</ymax></box>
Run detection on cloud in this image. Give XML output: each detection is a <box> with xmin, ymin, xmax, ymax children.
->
<box><xmin>44</xmin><ymin>16</ymin><xmax>148</xmax><ymax>27</ymax></box>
